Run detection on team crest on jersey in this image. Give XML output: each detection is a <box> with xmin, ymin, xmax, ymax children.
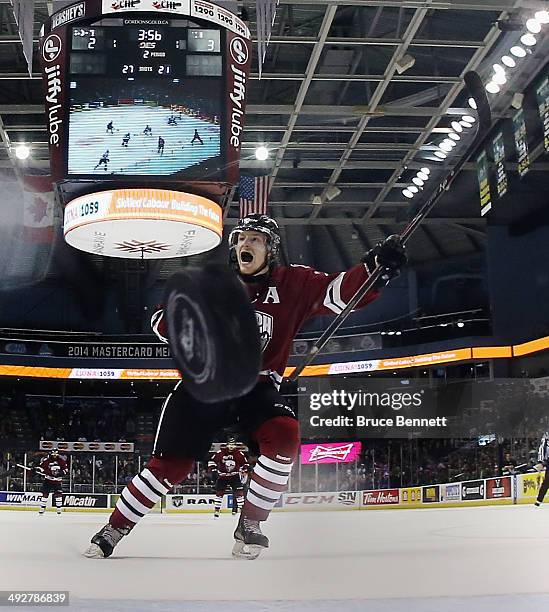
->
<box><xmin>255</xmin><ymin>311</ymin><xmax>273</xmax><ymax>352</ymax></box>
<box><xmin>223</xmin><ymin>458</ymin><xmax>236</xmax><ymax>472</ymax></box>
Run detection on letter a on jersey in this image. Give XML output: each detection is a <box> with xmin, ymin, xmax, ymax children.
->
<box><xmin>255</xmin><ymin>311</ymin><xmax>274</xmax><ymax>351</ymax></box>
<box><xmin>263</xmin><ymin>286</ymin><xmax>280</xmax><ymax>304</ymax></box>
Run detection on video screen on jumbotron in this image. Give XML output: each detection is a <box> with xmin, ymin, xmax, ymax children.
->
<box><xmin>66</xmin><ymin>22</ymin><xmax>224</xmax><ymax>179</ymax></box>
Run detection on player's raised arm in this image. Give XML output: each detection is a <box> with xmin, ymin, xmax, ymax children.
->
<box><xmin>300</xmin><ymin>234</ymin><xmax>407</xmax><ymax>319</ymax></box>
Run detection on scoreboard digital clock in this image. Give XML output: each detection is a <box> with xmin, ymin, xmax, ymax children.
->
<box><xmin>69</xmin><ymin>24</ymin><xmax>222</xmax><ymax>77</ymax></box>
<box><xmin>40</xmin><ymin>0</ymin><xmax>252</xmax><ymax>192</ymax></box>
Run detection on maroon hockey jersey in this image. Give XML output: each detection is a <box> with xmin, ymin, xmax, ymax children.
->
<box><xmin>152</xmin><ymin>263</ymin><xmax>379</xmax><ymax>387</ymax></box>
<box><xmin>208</xmin><ymin>448</ymin><xmax>248</xmax><ymax>478</ymax></box>
<box><xmin>38</xmin><ymin>456</ymin><xmax>68</xmax><ymax>483</ymax></box>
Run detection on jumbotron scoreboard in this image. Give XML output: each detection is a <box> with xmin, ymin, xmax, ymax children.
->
<box><xmin>39</xmin><ymin>0</ymin><xmax>252</xmax><ymax>259</ymax></box>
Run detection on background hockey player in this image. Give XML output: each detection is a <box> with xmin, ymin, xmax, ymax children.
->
<box><xmin>121</xmin><ymin>132</ymin><xmax>130</xmax><ymax>147</ymax></box>
<box><xmin>157</xmin><ymin>136</ymin><xmax>165</xmax><ymax>156</ymax></box>
<box><xmin>534</xmin><ymin>431</ymin><xmax>549</xmax><ymax>507</ymax></box>
<box><xmin>191</xmin><ymin>129</ymin><xmax>203</xmax><ymax>145</ymax></box>
<box><xmin>106</xmin><ymin>121</ymin><xmax>114</xmax><ymax>134</ymax></box>
<box><xmin>94</xmin><ymin>150</ymin><xmax>109</xmax><ymax>171</ymax></box>
<box><xmin>35</xmin><ymin>449</ymin><xmax>68</xmax><ymax>515</ymax></box>
<box><xmin>85</xmin><ymin>213</ymin><xmax>406</xmax><ymax>560</ymax></box>
<box><xmin>208</xmin><ymin>438</ymin><xmax>248</xmax><ymax>518</ymax></box>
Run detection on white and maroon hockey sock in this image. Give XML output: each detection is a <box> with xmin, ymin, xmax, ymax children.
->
<box><xmin>110</xmin><ymin>456</ymin><xmax>193</xmax><ymax>530</ymax></box>
<box><xmin>242</xmin><ymin>416</ymin><xmax>300</xmax><ymax>522</ymax></box>
<box><xmin>39</xmin><ymin>496</ymin><xmax>47</xmax><ymax>514</ymax></box>
<box><xmin>236</xmin><ymin>493</ymin><xmax>244</xmax><ymax>511</ymax></box>
<box><xmin>214</xmin><ymin>495</ymin><xmax>223</xmax><ymax>513</ymax></box>
<box><xmin>244</xmin><ymin>455</ymin><xmax>292</xmax><ymax>520</ymax></box>
<box><xmin>54</xmin><ymin>494</ymin><xmax>62</xmax><ymax>514</ymax></box>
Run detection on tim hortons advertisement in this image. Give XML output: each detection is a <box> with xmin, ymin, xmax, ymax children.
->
<box><xmin>400</xmin><ymin>487</ymin><xmax>422</xmax><ymax>505</ymax></box>
<box><xmin>461</xmin><ymin>480</ymin><xmax>485</xmax><ymax>501</ymax></box>
<box><xmin>441</xmin><ymin>483</ymin><xmax>461</xmax><ymax>502</ymax></box>
<box><xmin>61</xmin><ymin>493</ymin><xmax>108</xmax><ymax>508</ymax></box>
<box><xmin>0</xmin><ymin>491</ymin><xmax>43</xmax><ymax>505</ymax></box>
<box><xmin>362</xmin><ymin>489</ymin><xmax>399</xmax><ymax>506</ymax></box>
<box><xmin>486</xmin><ymin>476</ymin><xmax>512</xmax><ymax>499</ymax></box>
<box><xmin>422</xmin><ymin>485</ymin><xmax>440</xmax><ymax>503</ymax></box>
<box><xmin>300</xmin><ymin>442</ymin><xmax>362</xmax><ymax>465</ymax></box>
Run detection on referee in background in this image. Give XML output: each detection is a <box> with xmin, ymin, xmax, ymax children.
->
<box><xmin>534</xmin><ymin>431</ymin><xmax>549</xmax><ymax>507</ymax></box>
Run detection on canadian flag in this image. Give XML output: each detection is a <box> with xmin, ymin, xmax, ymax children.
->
<box><xmin>22</xmin><ymin>174</ymin><xmax>54</xmax><ymax>244</ymax></box>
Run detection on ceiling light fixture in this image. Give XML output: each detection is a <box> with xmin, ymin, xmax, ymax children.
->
<box><xmin>520</xmin><ymin>33</ymin><xmax>537</xmax><ymax>46</ymax></box>
<box><xmin>492</xmin><ymin>71</ymin><xmax>507</xmax><ymax>85</ymax></box>
<box><xmin>448</xmin><ymin>132</ymin><xmax>460</xmax><ymax>141</ymax></box>
<box><xmin>535</xmin><ymin>11</ymin><xmax>549</xmax><ymax>24</ymax></box>
<box><xmin>408</xmin><ymin>185</ymin><xmax>419</xmax><ymax>193</ymax></box>
<box><xmin>420</xmin><ymin>167</ymin><xmax>430</xmax><ymax>175</ymax></box>
<box><xmin>468</xmin><ymin>97</ymin><xmax>478</xmax><ymax>110</ymax></box>
<box><xmin>434</xmin><ymin>151</ymin><xmax>447</xmax><ymax>159</ymax></box>
<box><xmin>395</xmin><ymin>54</ymin><xmax>416</xmax><ymax>74</ymax></box>
<box><xmin>501</xmin><ymin>55</ymin><xmax>516</xmax><ymax>68</ymax></box>
<box><xmin>451</xmin><ymin>121</ymin><xmax>463</xmax><ymax>133</ymax></box>
<box><xmin>526</xmin><ymin>18</ymin><xmax>542</xmax><ymax>34</ymax></box>
<box><xmin>417</xmin><ymin>171</ymin><xmax>429</xmax><ymax>181</ymax></box>
<box><xmin>510</xmin><ymin>45</ymin><xmax>527</xmax><ymax>57</ymax></box>
<box><xmin>325</xmin><ymin>185</ymin><xmax>341</xmax><ymax>201</ymax></box>
<box><xmin>402</xmin><ymin>189</ymin><xmax>414</xmax><ymax>199</ymax></box>
<box><xmin>15</xmin><ymin>144</ymin><xmax>30</xmax><ymax>160</ymax></box>
<box><xmin>486</xmin><ymin>81</ymin><xmax>501</xmax><ymax>94</ymax></box>
<box><xmin>255</xmin><ymin>145</ymin><xmax>269</xmax><ymax>161</ymax></box>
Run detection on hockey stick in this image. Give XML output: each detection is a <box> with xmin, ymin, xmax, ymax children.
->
<box><xmin>290</xmin><ymin>71</ymin><xmax>492</xmax><ymax>381</ymax></box>
<box><xmin>17</xmin><ymin>463</ymin><xmax>44</xmax><ymax>473</ymax></box>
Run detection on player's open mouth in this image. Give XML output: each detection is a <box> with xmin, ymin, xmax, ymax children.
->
<box><xmin>240</xmin><ymin>251</ymin><xmax>254</xmax><ymax>263</ymax></box>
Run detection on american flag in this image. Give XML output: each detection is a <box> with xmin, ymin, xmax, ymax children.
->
<box><xmin>239</xmin><ymin>174</ymin><xmax>273</xmax><ymax>218</ymax></box>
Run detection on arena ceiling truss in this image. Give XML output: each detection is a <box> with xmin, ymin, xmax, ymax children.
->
<box><xmin>0</xmin><ymin>0</ymin><xmax>548</xmax><ymax>273</ymax></box>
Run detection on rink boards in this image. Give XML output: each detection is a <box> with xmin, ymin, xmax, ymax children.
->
<box><xmin>1</xmin><ymin>471</ymin><xmax>544</xmax><ymax>513</ymax></box>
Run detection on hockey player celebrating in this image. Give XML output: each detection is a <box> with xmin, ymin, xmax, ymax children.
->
<box><xmin>85</xmin><ymin>214</ymin><xmax>406</xmax><ymax>560</ymax></box>
<box><xmin>36</xmin><ymin>449</ymin><xmax>68</xmax><ymax>515</ymax></box>
<box><xmin>534</xmin><ymin>431</ymin><xmax>549</xmax><ymax>507</ymax></box>
<box><xmin>208</xmin><ymin>437</ymin><xmax>249</xmax><ymax>518</ymax></box>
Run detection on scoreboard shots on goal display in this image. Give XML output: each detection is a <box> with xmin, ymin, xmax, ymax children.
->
<box><xmin>39</xmin><ymin>0</ymin><xmax>252</xmax><ymax>259</ymax></box>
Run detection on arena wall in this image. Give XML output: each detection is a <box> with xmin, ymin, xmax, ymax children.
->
<box><xmin>0</xmin><ymin>472</ymin><xmax>544</xmax><ymax>513</ymax></box>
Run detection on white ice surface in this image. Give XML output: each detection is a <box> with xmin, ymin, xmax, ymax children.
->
<box><xmin>0</xmin><ymin>505</ymin><xmax>548</xmax><ymax>611</ymax></box>
<box><xmin>68</xmin><ymin>106</ymin><xmax>220</xmax><ymax>175</ymax></box>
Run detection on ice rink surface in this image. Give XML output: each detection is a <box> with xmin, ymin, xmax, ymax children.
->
<box><xmin>68</xmin><ymin>106</ymin><xmax>220</xmax><ymax>175</ymax></box>
<box><xmin>1</xmin><ymin>505</ymin><xmax>548</xmax><ymax>611</ymax></box>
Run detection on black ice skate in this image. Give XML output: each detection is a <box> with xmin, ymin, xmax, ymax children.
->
<box><xmin>535</xmin><ymin>501</ymin><xmax>541</xmax><ymax>507</ymax></box>
<box><xmin>83</xmin><ymin>524</ymin><xmax>130</xmax><ymax>558</ymax></box>
<box><xmin>232</xmin><ymin>516</ymin><xmax>268</xmax><ymax>560</ymax></box>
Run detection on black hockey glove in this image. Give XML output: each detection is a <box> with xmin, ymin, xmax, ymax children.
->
<box><xmin>362</xmin><ymin>235</ymin><xmax>407</xmax><ymax>288</ymax></box>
